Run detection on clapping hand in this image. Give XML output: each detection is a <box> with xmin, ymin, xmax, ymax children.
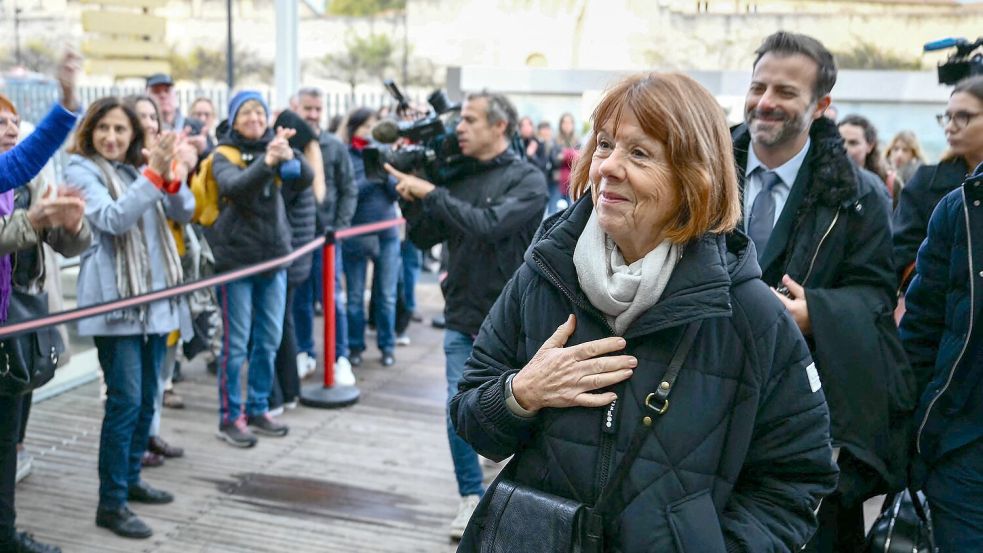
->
<box><xmin>264</xmin><ymin>127</ymin><xmax>296</xmax><ymax>167</ymax></box>
<box><xmin>26</xmin><ymin>186</ymin><xmax>86</xmax><ymax>234</ymax></box>
<box><xmin>172</xmin><ymin>131</ymin><xmax>200</xmax><ymax>183</ymax></box>
<box><xmin>143</xmin><ymin>132</ymin><xmax>178</xmax><ymax>180</ymax></box>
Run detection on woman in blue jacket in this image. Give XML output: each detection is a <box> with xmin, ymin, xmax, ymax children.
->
<box><xmin>66</xmin><ymin>97</ymin><xmax>192</xmax><ymax>541</ymax></box>
<box><xmin>339</xmin><ymin>108</ymin><xmax>400</xmax><ymax>368</ymax></box>
<box><xmin>899</xmin><ymin>75</ymin><xmax>983</xmax><ymax>552</ymax></box>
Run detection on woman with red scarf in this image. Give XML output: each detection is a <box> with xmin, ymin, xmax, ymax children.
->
<box><xmin>338</xmin><ymin>107</ymin><xmax>400</xmax><ymax>369</ymax></box>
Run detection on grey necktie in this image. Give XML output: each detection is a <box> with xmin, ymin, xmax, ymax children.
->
<box><xmin>748</xmin><ymin>169</ymin><xmax>782</xmax><ymax>258</ymax></box>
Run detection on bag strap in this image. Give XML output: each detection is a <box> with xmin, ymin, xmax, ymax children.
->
<box><xmin>214</xmin><ymin>145</ymin><xmax>245</xmax><ymax>168</ymax></box>
<box><xmin>592</xmin><ymin>319</ymin><xmax>703</xmax><ymax>516</ymax></box>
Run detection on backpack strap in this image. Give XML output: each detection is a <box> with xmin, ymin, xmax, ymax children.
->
<box><xmin>214</xmin><ymin>145</ymin><xmax>245</xmax><ymax>168</ymax></box>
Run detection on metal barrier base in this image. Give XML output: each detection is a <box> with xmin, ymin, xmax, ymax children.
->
<box><xmin>300</xmin><ymin>383</ymin><xmax>361</xmax><ymax>409</ymax></box>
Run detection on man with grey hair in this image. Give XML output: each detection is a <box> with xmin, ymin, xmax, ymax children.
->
<box><xmin>385</xmin><ymin>90</ymin><xmax>547</xmax><ymax>539</ymax></box>
<box><xmin>293</xmin><ymin>86</ymin><xmax>359</xmax><ymax>385</ymax></box>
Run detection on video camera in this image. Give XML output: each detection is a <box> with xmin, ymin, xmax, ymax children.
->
<box><xmin>924</xmin><ymin>37</ymin><xmax>983</xmax><ymax>85</ymax></box>
<box><xmin>363</xmin><ymin>80</ymin><xmax>465</xmax><ymax>184</ymax></box>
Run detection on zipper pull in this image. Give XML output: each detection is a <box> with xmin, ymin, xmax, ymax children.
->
<box><xmin>602</xmin><ymin>398</ymin><xmax>619</xmax><ymax>434</ymax></box>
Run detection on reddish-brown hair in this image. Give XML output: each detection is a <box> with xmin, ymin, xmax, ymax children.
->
<box><xmin>570</xmin><ymin>73</ymin><xmax>741</xmax><ymax>243</ymax></box>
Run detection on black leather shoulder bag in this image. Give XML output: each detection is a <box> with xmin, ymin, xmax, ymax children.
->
<box><xmin>865</xmin><ymin>488</ymin><xmax>936</xmax><ymax>553</ymax></box>
<box><xmin>0</xmin><ymin>257</ymin><xmax>64</xmax><ymax>396</ymax></box>
<box><xmin>477</xmin><ymin>321</ymin><xmax>703</xmax><ymax>553</ymax></box>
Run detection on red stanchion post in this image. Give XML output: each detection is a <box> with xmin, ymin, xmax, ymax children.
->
<box><xmin>322</xmin><ymin>241</ymin><xmax>336</xmax><ymax>388</ymax></box>
<box><xmin>300</xmin><ymin>232</ymin><xmax>360</xmax><ymax>408</ymax></box>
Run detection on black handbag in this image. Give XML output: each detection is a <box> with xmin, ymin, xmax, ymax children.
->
<box><xmin>0</xmin><ymin>288</ymin><xmax>63</xmax><ymax>396</ymax></box>
<box><xmin>865</xmin><ymin>488</ymin><xmax>936</xmax><ymax>553</ymax></box>
<box><xmin>477</xmin><ymin>321</ymin><xmax>703</xmax><ymax>553</ymax></box>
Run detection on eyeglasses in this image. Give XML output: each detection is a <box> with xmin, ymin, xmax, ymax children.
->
<box><xmin>937</xmin><ymin>111</ymin><xmax>981</xmax><ymax>130</ymax></box>
<box><xmin>0</xmin><ymin>116</ymin><xmax>20</xmax><ymax>130</ymax></box>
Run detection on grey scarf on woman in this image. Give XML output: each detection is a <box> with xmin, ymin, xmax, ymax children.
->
<box><xmin>93</xmin><ymin>157</ymin><xmax>183</xmax><ymax>322</ymax></box>
<box><xmin>573</xmin><ymin>210</ymin><xmax>681</xmax><ymax>336</ymax></box>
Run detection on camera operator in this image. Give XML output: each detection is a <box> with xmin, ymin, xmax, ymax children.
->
<box><xmin>384</xmin><ymin>90</ymin><xmax>547</xmax><ymax>539</ymax></box>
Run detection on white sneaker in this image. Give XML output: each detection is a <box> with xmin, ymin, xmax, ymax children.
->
<box><xmin>15</xmin><ymin>450</ymin><xmax>32</xmax><ymax>484</ymax></box>
<box><xmin>296</xmin><ymin>352</ymin><xmax>309</xmax><ymax>379</ymax></box>
<box><xmin>334</xmin><ymin>356</ymin><xmax>356</xmax><ymax>387</ymax></box>
<box><xmin>449</xmin><ymin>494</ymin><xmax>481</xmax><ymax>540</ymax></box>
<box><xmin>395</xmin><ymin>334</ymin><xmax>411</xmax><ymax>346</ymax></box>
<box><xmin>268</xmin><ymin>406</ymin><xmax>285</xmax><ymax>417</ymax></box>
<box><xmin>296</xmin><ymin>352</ymin><xmax>315</xmax><ymax>380</ymax></box>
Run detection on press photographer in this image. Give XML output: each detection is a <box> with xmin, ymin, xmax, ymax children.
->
<box><xmin>384</xmin><ymin>90</ymin><xmax>547</xmax><ymax>539</ymax></box>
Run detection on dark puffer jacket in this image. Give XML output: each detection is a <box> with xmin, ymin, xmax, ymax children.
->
<box><xmin>281</xmin><ymin>177</ymin><xmax>316</xmax><ymax>285</ymax></box>
<box><xmin>204</xmin><ymin>130</ymin><xmax>314</xmax><ymax>274</ymax></box>
<box><xmin>893</xmin><ymin>157</ymin><xmax>970</xmax><ymax>282</ymax></box>
<box><xmin>900</xmin><ymin>169</ymin><xmax>983</xmax><ymax>475</ymax></box>
<box><xmin>451</xmin><ymin>197</ymin><xmax>838</xmax><ymax>552</ymax></box>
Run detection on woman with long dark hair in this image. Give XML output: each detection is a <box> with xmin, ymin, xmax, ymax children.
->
<box><xmin>121</xmin><ymin>94</ymin><xmax>192</xmax><ymax>468</ymax></box>
<box><xmin>894</xmin><ymin>76</ymin><xmax>983</xmax><ymax>284</ymax></box>
<box><xmin>898</xmin><ymin>75</ymin><xmax>983</xmax><ymax>552</ymax></box>
<box><xmin>66</xmin><ymin>97</ymin><xmax>192</xmax><ymax>540</ymax></box>
<box><xmin>838</xmin><ymin>114</ymin><xmax>899</xmax><ymax>206</ymax></box>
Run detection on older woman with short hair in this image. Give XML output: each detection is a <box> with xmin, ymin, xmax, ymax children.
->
<box><xmin>451</xmin><ymin>73</ymin><xmax>838</xmax><ymax>552</ymax></box>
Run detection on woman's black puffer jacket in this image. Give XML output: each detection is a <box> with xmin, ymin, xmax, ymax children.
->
<box><xmin>451</xmin><ymin>196</ymin><xmax>839</xmax><ymax>552</ymax></box>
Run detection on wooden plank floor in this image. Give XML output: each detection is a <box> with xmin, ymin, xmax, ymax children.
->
<box><xmin>14</xmin><ymin>282</ymin><xmax>490</xmax><ymax>552</ymax></box>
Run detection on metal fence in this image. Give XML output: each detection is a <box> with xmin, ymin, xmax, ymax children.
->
<box><xmin>0</xmin><ymin>79</ymin><xmax>421</xmax><ymax>180</ymax></box>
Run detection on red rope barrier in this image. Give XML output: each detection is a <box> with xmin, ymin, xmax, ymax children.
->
<box><xmin>0</xmin><ymin>218</ymin><xmax>406</xmax><ymax>341</ymax></box>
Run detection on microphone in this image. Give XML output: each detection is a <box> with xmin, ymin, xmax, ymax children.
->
<box><xmin>371</xmin><ymin>119</ymin><xmax>401</xmax><ymax>144</ymax></box>
<box><xmin>923</xmin><ymin>37</ymin><xmax>963</xmax><ymax>52</ymax></box>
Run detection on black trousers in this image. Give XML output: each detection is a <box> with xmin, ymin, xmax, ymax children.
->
<box><xmin>271</xmin><ymin>284</ymin><xmax>300</xmax><ymax>407</ymax></box>
<box><xmin>0</xmin><ymin>392</ymin><xmax>31</xmax><ymax>543</ymax></box>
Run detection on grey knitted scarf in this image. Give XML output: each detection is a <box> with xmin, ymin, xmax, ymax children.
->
<box><xmin>573</xmin><ymin>209</ymin><xmax>680</xmax><ymax>336</ymax></box>
<box><xmin>93</xmin><ymin>157</ymin><xmax>183</xmax><ymax>322</ymax></box>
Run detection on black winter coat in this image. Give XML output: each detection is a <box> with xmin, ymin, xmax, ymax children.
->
<box><xmin>282</xmin><ymin>177</ymin><xmax>316</xmax><ymax>285</ymax></box>
<box><xmin>205</xmin><ymin>131</ymin><xmax>314</xmax><ymax>274</ymax></box>
<box><xmin>452</xmin><ymin>197</ymin><xmax>838</xmax><ymax>552</ymax></box>
<box><xmin>402</xmin><ymin>149</ymin><xmax>547</xmax><ymax>336</ymax></box>
<box><xmin>316</xmin><ymin>131</ymin><xmax>358</xmax><ymax>234</ymax></box>
<box><xmin>900</xmin><ymin>168</ymin><xmax>983</xmax><ymax>475</ymax></box>
<box><xmin>892</xmin><ymin>157</ymin><xmax>970</xmax><ymax>282</ymax></box>
<box><xmin>732</xmin><ymin>118</ymin><xmax>913</xmax><ymax>502</ymax></box>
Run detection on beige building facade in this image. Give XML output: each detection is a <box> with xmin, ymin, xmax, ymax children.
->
<box><xmin>4</xmin><ymin>0</ymin><xmax>981</xmax><ymax>78</ymax></box>
<box><xmin>406</xmin><ymin>0</ymin><xmax>983</xmax><ymax>72</ymax></box>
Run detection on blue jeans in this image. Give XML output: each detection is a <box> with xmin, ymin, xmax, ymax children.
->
<box><xmin>400</xmin><ymin>240</ymin><xmax>421</xmax><ymax>314</ymax></box>
<box><xmin>343</xmin><ymin>233</ymin><xmax>399</xmax><ymax>353</ymax></box>
<box><xmin>294</xmin><ymin>246</ymin><xmax>349</xmax><ymax>359</ymax></box>
<box><xmin>444</xmin><ymin>329</ymin><xmax>484</xmax><ymax>497</ymax></box>
<box><xmin>217</xmin><ymin>270</ymin><xmax>286</xmax><ymax>425</ymax></box>
<box><xmin>94</xmin><ymin>334</ymin><xmax>166</xmax><ymax>510</ymax></box>
<box><xmin>925</xmin><ymin>438</ymin><xmax>983</xmax><ymax>552</ymax></box>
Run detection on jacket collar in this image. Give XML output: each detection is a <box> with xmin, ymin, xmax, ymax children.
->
<box><xmin>929</xmin><ymin>157</ymin><xmax>971</xmax><ymax>191</ymax></box>
<box><xmin>963</xmin><ymin>164</ymin><xmax>983</xmax><ymax>203</ymax></box>
<box><xmin>732</xmin><ymin>117</ymin><xmax>859</xmax><ymax>211</ymax></box>
<box><xmin>526</xmin><ymin>196</ymin><xmax>748</xmax><ymax>337</ymax></box>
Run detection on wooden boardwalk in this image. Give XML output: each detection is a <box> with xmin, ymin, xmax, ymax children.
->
<box><xmin>14</xmin><ymin>282</ymin><xmax>485</xmax><ymax>552</ymax></box>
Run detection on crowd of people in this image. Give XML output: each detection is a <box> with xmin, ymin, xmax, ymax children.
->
<box><xmin>0</xmin><ymin>29</ymin><xmax>980</xmax><ymax>553</ymax></box>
